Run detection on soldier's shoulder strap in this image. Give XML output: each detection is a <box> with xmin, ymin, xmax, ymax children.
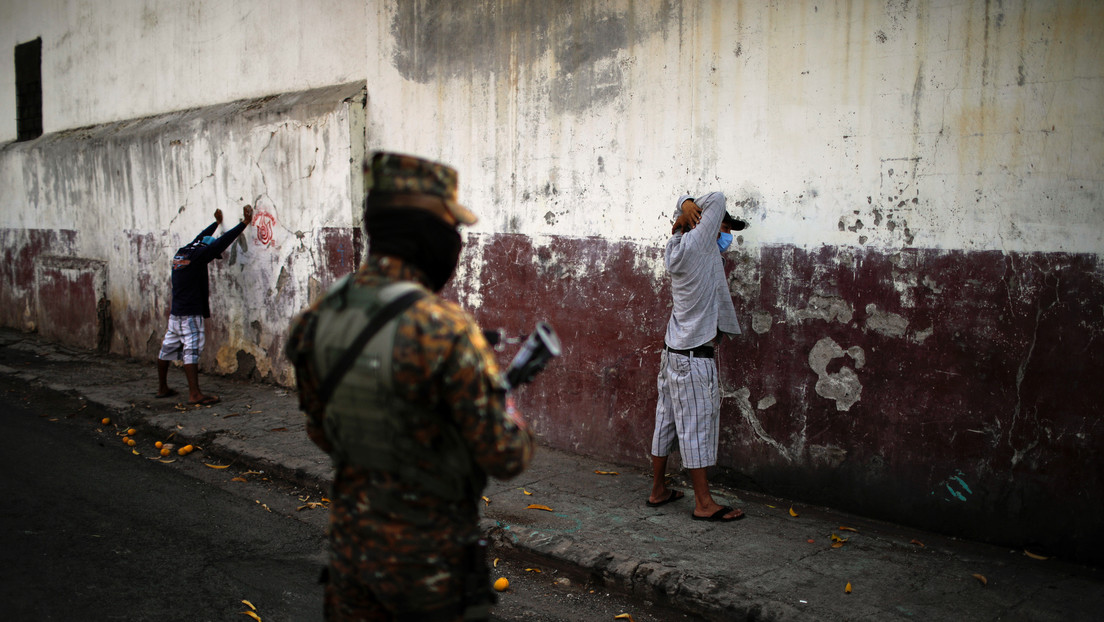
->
<box><xmin>316</xmin><ymin>281</ymin><xmax>427</xmax><ymax>404</ymax></box>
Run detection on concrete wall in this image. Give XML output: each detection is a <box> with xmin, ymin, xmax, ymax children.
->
<box><xmin>1</xmin><ymin>0</ymin><xmax>1102</xmax><ymax>563</ymax></box>
<box><xmin>369</xmin><ymin>0</ymin><xmax>1104</xmax><ymax>563</ymax></box>
<box><xmin>0</xmin><ymin>81</ymin><xmax>367</xmax><ymax>382</ymax></box>
<box><xmin>0</xmin><ymin>0</ymin><xmax>366</xmax><ymax>140</ymax></box>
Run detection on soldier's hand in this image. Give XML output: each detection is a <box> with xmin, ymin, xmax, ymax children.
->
<box><xmin>242</xmin><ymin>205</ymin><xmax>253</xmax><ymax>225</ymax></box>
<box><xmin>214</xmin><ymin>209</ymin><xmax>223</xmax><ymax>224</ymax></box>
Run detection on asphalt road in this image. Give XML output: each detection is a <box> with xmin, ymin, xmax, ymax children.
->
<box><xmin>0</xmin><ymin>375</ymin><xmax>329</xmax><ymax>621</ymax></box>
<box><xmin>0</xmin><ymin>373</ymin><xmax>699</xmax><ymax>622</ymax></box>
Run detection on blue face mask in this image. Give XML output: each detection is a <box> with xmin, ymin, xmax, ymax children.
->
<box><xmin>717</xmin><ymin>231</ymin><xmax>733</xmax><ymax>252</ymax></box>
<box><xmin>201</xmin><ymin>236</ymin><xmax>216</xmax><ymax>245</ymax></box>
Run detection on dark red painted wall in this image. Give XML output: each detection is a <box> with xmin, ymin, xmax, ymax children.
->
<box><xmin>0</xmin><ymin>229</ymin><xmax>77</xmax><ymax>331</ymax></box>
<box><xmin>5</xmin><ymin>223</ymin><xmax>1101</xmax><ymax>563</ymax></box>
<box><xmin>452</xmin><ymin>233</ymin><xmax>1104</xmax><ymax>564</ymax></box>
<box><xmin>35</xmin><ymin>256</ymin><xmax>107</xmax><ymax>350</ymax></box>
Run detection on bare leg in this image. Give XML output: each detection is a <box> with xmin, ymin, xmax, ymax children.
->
<box><xmin>156</xmin><ymin>359</ymin><xmax>176</xmax><ymax>397</ymax></box>
<box><xmin>649</xmin><ymin>454</ymin><xmax>672</xmax><ymax>504</ymax></box>
<box><xmin>689</xmin><ymin>467</ymin><xmax>742</xmax><ymax>519</ymax></box>
<box><xmin>183</xmin><ymin>363</ymin><xmax>217</xmax><ymax>404</ymax></box>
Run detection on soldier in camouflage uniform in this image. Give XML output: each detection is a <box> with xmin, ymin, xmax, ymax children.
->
<box><xmin>286</xmin><ymin>152</ymin><xmax>534</xmax><ymax>621</ymax></box>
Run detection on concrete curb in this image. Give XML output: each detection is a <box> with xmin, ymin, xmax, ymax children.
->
<box><xmin>481</xmin><ymin>517</ymin><xmax>802</xmax><ymax>621</ymax></box>
<box><xmin>5</xmin><ymin>330</ymin><xmax>1104</xmax><ymax>622</ymax></box>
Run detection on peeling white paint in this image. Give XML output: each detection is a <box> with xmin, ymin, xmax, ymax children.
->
<box><xmin>793</xmin><ymin>295</ymin><xmax>855</xmax><ymax>325</ymax></box>
<box><xmin>733</xmin><ymin>387</ymin><xmax>795</xmax><ymax>463</ymax></box>
<box><xmin>864</xmin><ymin>303</ymin><xmax>910</xmax><ymax>338</ymax></box>
<box><xmin>751</xmin><ymin>312</ymin><xmax>773</xmax><ymax>334</ymax></box>
<box><xmin>809</xmin><ymin>337</ymin><xmax>864</xmax><ymax>411</ymax></box>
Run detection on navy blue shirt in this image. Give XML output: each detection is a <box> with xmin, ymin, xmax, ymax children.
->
<box><xmin>170</xmin><ymin>220</ymin><xmax>247</xmax><ymax>317</ymax></box>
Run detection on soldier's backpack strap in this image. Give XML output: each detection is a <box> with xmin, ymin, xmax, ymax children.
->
<box><xmin>316</xmin><ymin>284</ymin><xmax>426</xmax><ymax>405</ymax></box>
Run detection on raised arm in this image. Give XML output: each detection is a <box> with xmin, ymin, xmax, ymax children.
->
<box><xmin>681</xmin><ymin>191</ymin><xmax>726</xmax><ymax>252</ymax></box>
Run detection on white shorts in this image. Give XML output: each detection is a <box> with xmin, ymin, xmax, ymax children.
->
<box><xmin>651</xmin><ymin>348</ymin><xmax>720</xmax><ymax>469</ymax></box>
<box><xmin>158</xmin><ymin>315</ymin><xmax>205</xmax><ymax>365</ymax></box>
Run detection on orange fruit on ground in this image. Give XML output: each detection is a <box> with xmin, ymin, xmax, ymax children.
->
<box><xmin>160</xmin><ymin>447</ymin><xmax>170</xmax><ymax>456</ymax></box>
<box><xmin>493</xmin><ymin>577</ymin><xmax>509</xmax><ymax>592</ymax></box>
<box><xmin>126</xmin><ymin>428</ymin><xmax>136</xmax><ymax>436</ymax></box>
<box><xmin>178</xmin><ymin>444</ymin><xmax>194</xmax><ymax>456</ymax></box>
<box><xmin>125</xmin><ymin>438</ymin><xmax>136</xmax><ymax>446</ymax></box>
<box><xmin>101</xmin><ymin>418</ymin><xmax>110</xmax><ymax>425</ymax></box>
<box><xmin>155</xmin><ymin>441</ymin><xmax>163</xmax><ymax>449</ymax></box>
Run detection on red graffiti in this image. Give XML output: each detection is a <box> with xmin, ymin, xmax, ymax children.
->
<box><xmin>253</xmin><ymin>208</ymin><xmax>276</xmax><ymax>247</ymax></box>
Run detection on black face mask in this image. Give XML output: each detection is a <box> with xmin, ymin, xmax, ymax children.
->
<box><xmin>365</xmin><ymin>207</ymin><xmax>463</xmax><ymax>292</ymax></box>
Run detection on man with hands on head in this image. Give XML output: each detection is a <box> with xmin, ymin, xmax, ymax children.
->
<box><xmin>648</xmin><ymin>191</ymin><xmax>747</xmax><ymax>522</ymax></box>
<box><xmin>155</xmin><ymin>204</ymin><xmax>253</xmax><ymax>406</ymax></box>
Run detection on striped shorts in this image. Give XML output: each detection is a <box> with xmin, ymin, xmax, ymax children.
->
<box><xmin>651</xmin><ymin>348</ymin><xmax>720</xmax><ymax>469</ymax></box>
<box><xmin>158</xmin><ymin>315</ymin><xmax>205</xmax><ymax>365</ymax></box>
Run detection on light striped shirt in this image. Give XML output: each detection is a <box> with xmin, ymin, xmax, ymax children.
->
<box><xmin>663</xmin><ymin>191</ymin><xmax>741</xmax><ymax>350</ymax></box>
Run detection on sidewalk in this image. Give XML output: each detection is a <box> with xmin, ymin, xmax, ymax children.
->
<box><xmin>2</xmin><ymin>327</ymin><xmax>1101</xmax><ymax>621</ymax></box>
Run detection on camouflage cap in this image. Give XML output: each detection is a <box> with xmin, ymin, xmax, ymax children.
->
<box><xmin>363</xmin><ymin>151</ymin><xmax>478</xmax><ymax>225</ymax></box>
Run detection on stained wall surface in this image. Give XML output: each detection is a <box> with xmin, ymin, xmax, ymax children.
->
<box><xmin>1</xmin><ymin>0</ymin><xmax>1102</xmax><ymax>562</ymax></box>
<box><xmin>368</xmin><ymin>0</ymin><xmax>1104</xmax><ymax>562</ymax></box>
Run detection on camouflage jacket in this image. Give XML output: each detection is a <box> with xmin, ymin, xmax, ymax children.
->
<box><xmin>285</xmin><ymin>255</ymin><xmax>534</xmax><ymax>532</ymax></box>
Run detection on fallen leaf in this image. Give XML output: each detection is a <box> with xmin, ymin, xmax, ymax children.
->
<box><xmin>1024</xmin><ymin>550</ymin><xmax>1049</xmax><ymax>561</ymax></box>
<box><xmin>830</xmin><ymin>534</ymin><xmax>848</xmax><ymax>543</ymax></box>
<box><xmin>807</xmin><ymin>539</ymin><xmax>816</xmax><ymax>544</ymax></box>
<box><xmin>525</xmin><ymin>568</ymin><xmax>541</xmax><ymax>573</ymax></box>
<box><xmin>241</xmin><ymin>612</ymin><xmax>262</xmax><ymax>621</ymax></box>
<box><xmin>131</xmin><ymin>449</ymin><xmax>141</xmax><ymax>456</ymax></box>
<box><xmin>765</xmin><ymin>504</ymin><xmax>777</xmax><ymax>509</ymax></box>
<box><xmin>832</xmin><ymin>542</ymin><xmax>846</xmax><ymax>548</ymax></box>
<box><xmin>481</xmin><ymin>496</ymin><xmax>491</xmax><ymax>505</ymax></box>
<box><xmin>839</xmin><ymin>526</ymin><xmax>859</xmax><ymax>532</ymax></box>
<box><xmin>972</xmin><ymin>573</ymin><xmax>987</xmax><ymax>586</ymax></box>
<box><xmin>614</xmin><ymin>614</ymin><xmax>635</xmax><ymax>621</ymax></box>
<box><xmin>594</xmin><ymin>470</ymin><xmax>620</xmax><ymax>475</ymax></box>
<box><xmin>493</xmin><ymin>558</ymin><xmax>499</xmax><ymax>568</ymax></box>
<box><xmin>523</xmin><ymin>490</ymin><xmax>533</xmax><ymax>495</ymax></box>
<box><xmin>527</xmin><ymin>504</ymin><xmax>553</xmax><ymax>512</ymax></box>
<box><xmin>789</xmin><ymin>506</ymin><xmax>799</xmax><ymax>517</ymax></box>
<box><xmin>909</xmin><ymin>539</ymin><xmax>925</xmax><ymax>547</ymax></box>
<box><xmin>845</xmin><ymin>582</ymin><xmax>852</xmax><ymax>593</ymax></box>
<box><xmin>157</xmin><ymin>459</ymin><xmax>177</xmax><ymax>464</ymax></box>
<box><xmin>242</xmin><ymin>600</ymin><xmax>256</xmax><ymax>611</ymax></box>
<box><xmin>231</xmin><ymin>477</ymin><xmax>248</xmax><ymax>483</ymax></box>
<box><xmin>204</xmin><ymin>463</ymin><xmax>230</xmax><ymax>469</ymax></box>
<box><xmin>297</xmin><ymin>502</ymin><xmax>328</xmax><ymax>511</ymax></box>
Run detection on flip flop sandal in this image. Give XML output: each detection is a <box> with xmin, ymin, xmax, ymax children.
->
<box><xmin>692</xmin><ymin>506</ymin><xmax>745</xmax><ymax>522</ymax></box>
<box><xmin>646</xmin><ymin>489</ymin><xmax>685</xmax><ymax>507</ymax></box>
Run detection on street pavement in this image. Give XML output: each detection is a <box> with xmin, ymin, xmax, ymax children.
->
<box><xmin>1</xmin><ymin>327</ymin><xmax>1101</xmax><ymax>621</ymax></box>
